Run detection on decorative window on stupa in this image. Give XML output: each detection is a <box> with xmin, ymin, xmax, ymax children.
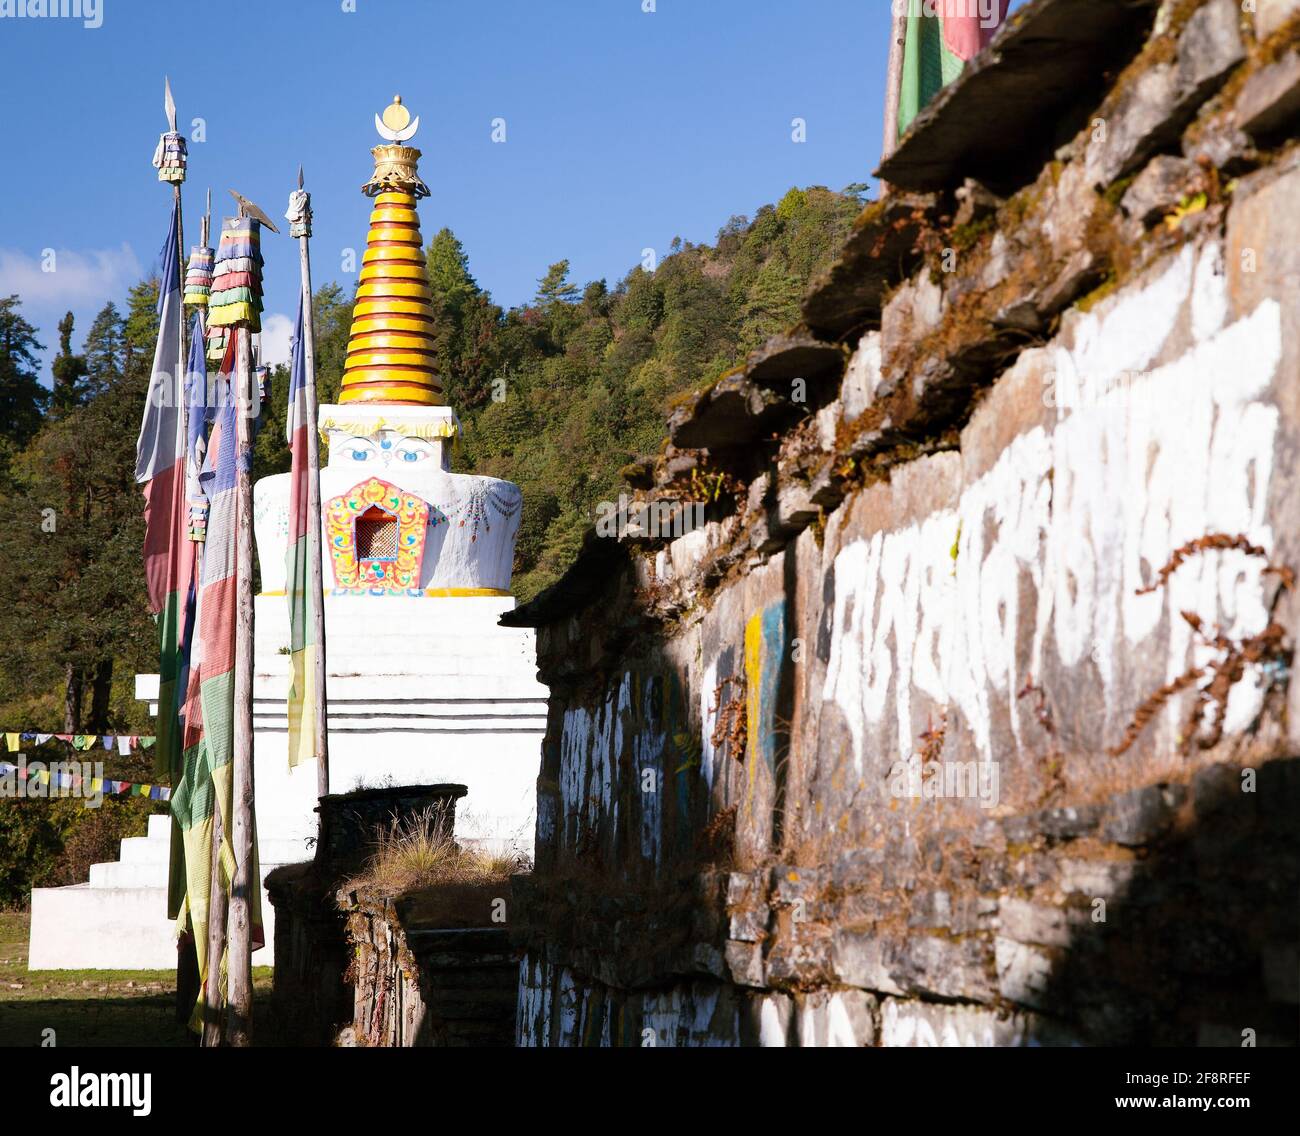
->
<box><xmin>356</xmin><ymin>505</ymin><xmax>399</xmax><ymax>561</ymax></box>
<box><xmin>325</xmin><ymin>478</ymin><xmax>445</xmax><ymax>596</ymax></box>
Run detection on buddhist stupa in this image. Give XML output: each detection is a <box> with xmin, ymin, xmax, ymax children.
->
<box><xmin>244</xmin><ymin>96</ymin><xmax>537</xmax><ymax>884</ymax></box>
<box><xmin>254</xmin><ymin>95</ymin><xmax>523</xmax><ymax>597</ymax></box>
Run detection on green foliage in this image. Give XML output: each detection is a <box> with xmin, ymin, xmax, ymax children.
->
<box><xmin>82</xmin><ymin>302</ymin><xmax>126</xmax><ymax>399</ymax></box>
<box><xmin>446</xmin><ymin>185</ymin><xmax>860</xmax><ymax>600</ymax></box>
<box><xmin>0</xmin><ymin>295</ymin><xmax>48</xmax><ymax>448</ymax></box>
<box><xmin>50</xmin><ymin>312</ymin><xmax>89</xmax><ymax>416</ymax></box>
<box><xmin>0</xmin><ymin>792</ymin><xmax>159</xmax><ymax>909</ymax></box>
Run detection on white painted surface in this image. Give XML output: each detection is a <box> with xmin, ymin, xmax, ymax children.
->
<box><xmin>254</xmin><ymin>404</ymin><xmax>522</xmax><ymax>596</ymax></box>
<box><xmin>822</xmin><ymin>242</ymin><xmax>1284</xmax><ymax>767</ymax></box>
<box><xmin>252</xmin><ymin>592</ymin><xmax>546</xmax><ymax>855</ymax></box>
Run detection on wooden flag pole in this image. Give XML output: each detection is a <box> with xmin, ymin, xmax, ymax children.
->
<box><xmin>881</xmin><ymin>7</ymin><xmax>909</xmax><ymax>179</ymax></box>
<box><xmin>291</xmin><ymin>169</ymin><xmax>330</xmax><ymax>800</ymax></box>
<box><xmin>200</xmin><ymin>803</ymin><xmax>228</xmax><ymax>1046</ymax></box>
<box><xmin>163</xmin><ymin>74</ymin><xmax>202</xmax><ymax>1031</ymax></box>
<box><xmin>227</xmin><ymin>322</ymin><xmax>256</xmax><ymax>1047</ymax></box>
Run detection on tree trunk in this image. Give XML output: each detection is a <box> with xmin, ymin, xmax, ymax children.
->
<box><xmin>87</xmin><ymin>657</ymin><xmax>113</xmax><ymax>733</ymax></box>
<box><xmin>63</xmin><ymin>662</ymin><xmax>83</xmax><ymax>734</ymax></box>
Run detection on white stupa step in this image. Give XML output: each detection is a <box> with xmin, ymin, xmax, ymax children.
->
<box><xmin>254</xmin><ymin>716</ymin><xmax>545</xmax><ymax>734</ymax></box>
<box><xmin>251</xmin><ymin>697</ymin><xmax>547</xmax><ymax>718</ymax></box>
<box><xmin>29</xmin><ymin>874</ymin><xmax>281</xmax><ymax>969</ymax></box>
<box><xmin>118</xmin><ymin>834</ymin><xmax>171</xmax><ymax>864</ymax></box>
<box><xmin>255</xmin><ymin>633</ymin><xmax>534</xmax><ymax>659</ymax></box>
<box><xmin>147</xmin><ymin>813</ymin><xmax>172</xmax><ymax>840</ymax></box>
<box><xmin>88</xmin><ymin>859</ymin><xmax>167</xmax><ymax>889</ymax></box>
<box><xmin>28</xmin><ymin>885</ymin><xmax>179</xmax><ymax>970</ymax></box>
<box><xmin>252</xmin><ymin>674</ymin><xmax>547</xmax><ymax>702</ymax></box>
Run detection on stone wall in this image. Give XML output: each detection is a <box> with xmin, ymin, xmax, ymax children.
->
<box><xmin>507</xmin><ymin>0</ymin><xmax>1300</xmax><ymax>1046</ymax></box>
<box><xmin>340</xmin><ymin>891</ymin><xmax>518</xmax><ymax>1047</ymax></box>
<box><xmin>265</xmin><ymin>784</ymin><xmax>466</xmax><ymax>1044</ymax></box>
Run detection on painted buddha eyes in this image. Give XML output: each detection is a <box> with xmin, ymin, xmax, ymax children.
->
<box><xmin>339</xmin><ymin>436</ymin><xmax>432</xmax><ymax>464</ymax></box>
<box><xmin>395</xmin><ymin>441</ymin><xmax>432</xmax><ymax>464</ymax></box>
<box><xmin>345</xmin><ymin>439</ymin><xmax>377</xmax><ymax>463</ymax></box>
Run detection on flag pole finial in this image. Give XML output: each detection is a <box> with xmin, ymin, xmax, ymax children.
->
<box><xmin>228</xmin><ymin>189</ymin><xmax>280</xmax><ymax>234</ymax></box>
<box><xmin>163</xmin><ymin>76</ymin><xmax>177</xmax><ymax>133</ymax></box>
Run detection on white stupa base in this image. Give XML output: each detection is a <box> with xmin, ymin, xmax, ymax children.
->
<box><xmin>253</xmin><ymin>592</ymin><xmax>546</xmax><ymax>858</ymax></box>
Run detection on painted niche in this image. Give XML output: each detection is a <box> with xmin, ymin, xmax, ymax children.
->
<box><xmin>325</xmin><ymin>477</ymin><xmax>446</xmax><ymax>595</ymax></box>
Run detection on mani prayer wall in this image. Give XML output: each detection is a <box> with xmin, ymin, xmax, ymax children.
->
<box><xmin>505</xmin><ymin>0</ymin><xmax>1300</xmax><ymax>1046</ymax></box>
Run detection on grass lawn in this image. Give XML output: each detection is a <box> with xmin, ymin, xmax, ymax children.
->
<box><xmin>0</xmin><ymin>911</ymin><xmax>275</xmax><ymax>1047</ymax></box>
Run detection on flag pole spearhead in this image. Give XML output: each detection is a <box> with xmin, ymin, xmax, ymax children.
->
<box><xmin>228</xmin><ymin>189</ymin><xmax>280</xmax><ymax>234</ymax></box>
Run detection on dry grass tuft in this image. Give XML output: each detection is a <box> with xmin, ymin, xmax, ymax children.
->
<box><xmin>349</xmin><ymin>806</ymin><xmax>527</xmax><ymax>898</ymax></box>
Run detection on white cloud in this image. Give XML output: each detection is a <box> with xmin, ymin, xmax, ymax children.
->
<box><xmin>258</xmin><ymin>312</ymin><xmax>294</xmax><ymax>369</ymax></box>
<box><xmin>0</xmin><ymin>243</ymin><xmax>143</xmax><ymax>310</ymax></box>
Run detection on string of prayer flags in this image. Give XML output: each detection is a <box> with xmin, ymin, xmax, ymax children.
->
<box><xmin>896</xmin><ymin>0</ymin><xmax>1011</xmax><ymax>139</ymax></box>
<box><xmin>0</xmin><ymin>761</ymin><xmax>171</xmax><ymax>801</ymax></box>
<box><xmin>1</xmin><ymin>732</ymin><xmax>155</xmax><ymax>753</ymax></box>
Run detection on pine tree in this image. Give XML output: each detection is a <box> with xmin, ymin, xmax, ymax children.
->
<box><xmin>51</xmin><ymin>312</ymin><xmax>90</xmax><ymax>415</ymax></box>
<box><xmin>427</xmin><ymin>228</ymin><xmax>481</xmax><ymax>316</ymax></box>
<box><xmin>82</xmin><ymin>302</ymin><xmax>126</xmax><ymax>399</ymax></box>
<box><xmin>535</xmin><ymin>261</ymin><xmax>580</xmax><ymax>307</ymax></box>
<box><xmin>122</xmin><ymin>279</ymin><xmax>161</xmax><ymax>391</ymax></box>
<box><xmin>0</xmin><ymin>295</ymin><xmax>48</xmax><ymax>445</ymax></box>
<box><xmin>310</xmin><ymin>282</ymin><xmax>354</xmax><ymax>407</ymax></box>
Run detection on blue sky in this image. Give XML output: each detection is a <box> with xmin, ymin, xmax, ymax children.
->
<box><xmin>0</xmin><ymin>0</ymin><xmax>891</xmax><ymax>371</ymax></box>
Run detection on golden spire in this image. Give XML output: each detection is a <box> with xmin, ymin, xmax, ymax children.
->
<box><xmin>339</xmin><ymin>97</ymin><xmax>442</xmax><ymax>407</ymax></box>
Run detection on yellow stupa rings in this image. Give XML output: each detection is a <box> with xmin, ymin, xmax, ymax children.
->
<box><xmin>370</xmin><ymin>204</ymin><xmax>421</xmax><ymax>224</ymax></box>
<box><xmin>363</xmin><ymin>245</ymin><xmax>425</xmax><ymax>263</ymax></box>
<box><xmin>365</xmin><ymin>226</ymin><xmax>423</xmax><ymax>246</ymax></box>
<box><xmin>346</xmin><ymin>351</ymin><xmax>438</xmax><ymax>369</ymax></box>
<box><xmin>356</xmin><ymin>280</ymin><xmax>432</xmax><ymax>300</ymax></box>
<box><xmin>348</xmin><ymin>331</ymin><xmax>436</xmax><ymax>352</ymax></box>
<box><xmin>340</xmin><ymin>97</ymin><xmax>442</xmax><ymax>406</ymax></box>
<box><xmin>340</xmin><ymin>368</ymin><xmax>443</xmax><ymax>395</ymax></box>
<box><xmin>350</xmin><ymin>317</ymin><xmax>434</xmax><ymax>338</ymax></box>
<box><xmin>340</xmin><ymin>383</ymin><xmax>443</xmax><ymax>405</ymax></box>
<box><xmin>359</xmin><ymin>265</ymin><xmax>427</xmax><ymax>285</ymax></box>
<box><xmin>353</xmin><ymin>299</ymin><xmax>434</xmax><ymax>319</ymax></box>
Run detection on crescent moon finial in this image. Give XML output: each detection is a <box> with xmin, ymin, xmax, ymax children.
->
<box><xmin>376</xmin><ymin>96</ymin><xmax>419</xmax><ymax>143</ymax></box>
